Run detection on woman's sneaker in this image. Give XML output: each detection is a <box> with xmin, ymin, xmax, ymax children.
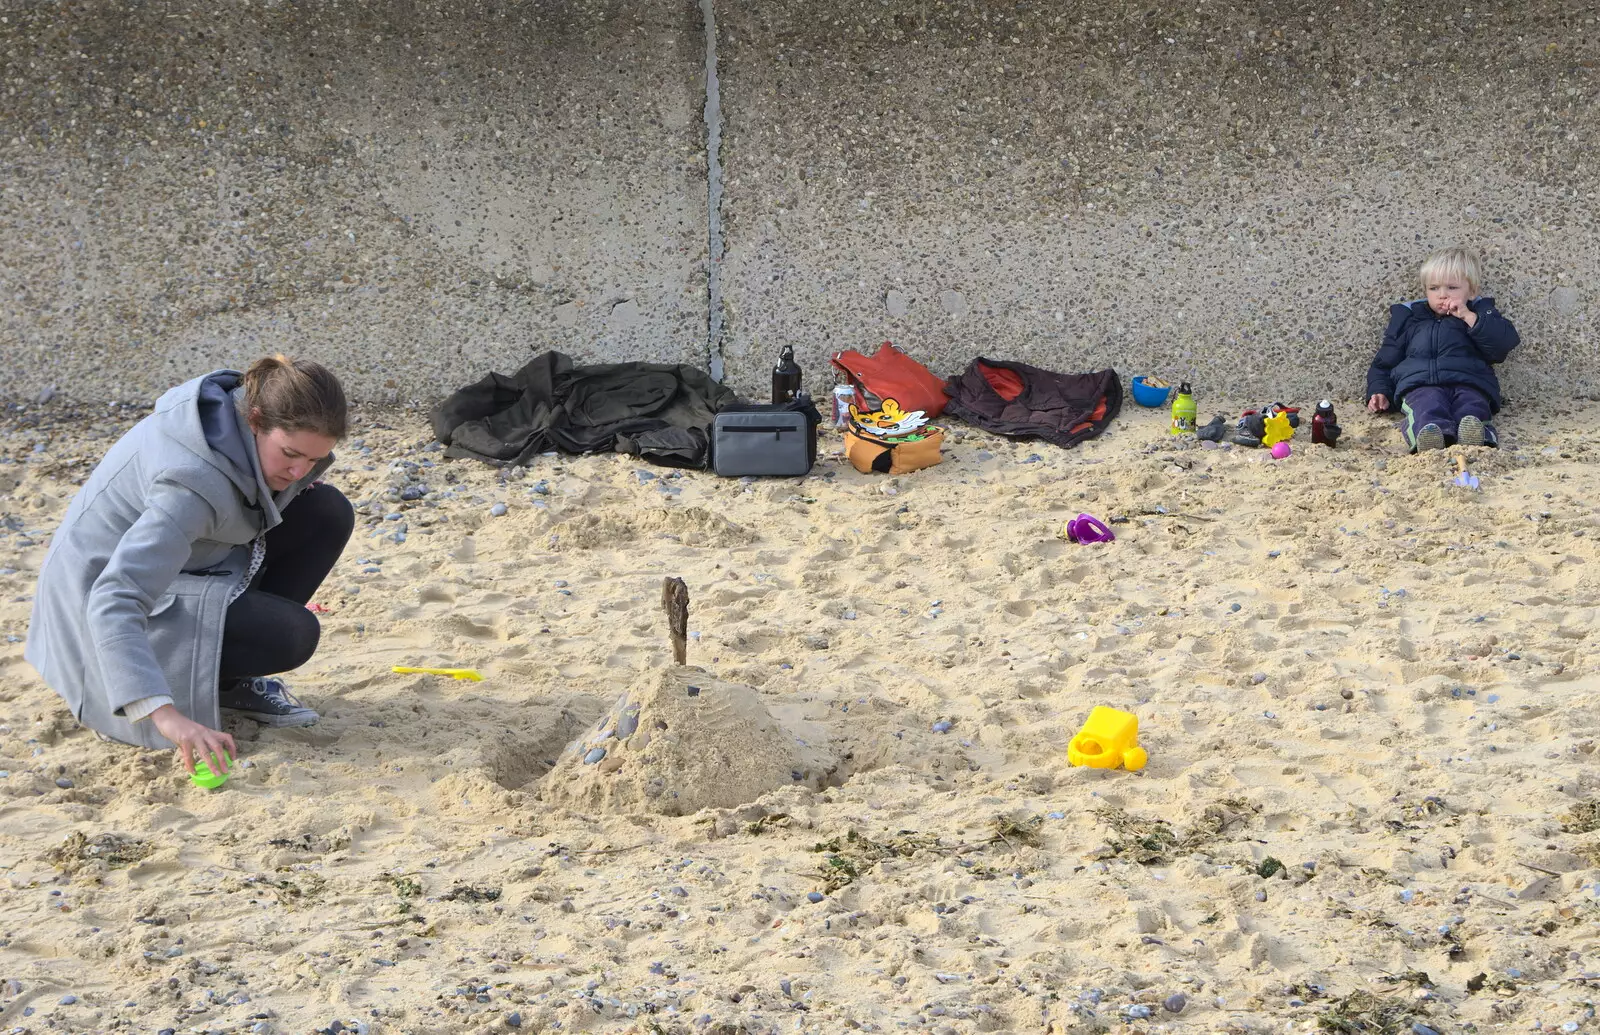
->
<box><xmin>1415</xmin><ymin>423</ymin><xmax>1446</xmax><ymax>451</ymax></box>
<box><xmin>219</xmin><ymin>677</ymin><xmax>320</xmax><ymax>727</ymax></box>
<box><xmin>1457</xmin><ymin>415</ymin><xmax>1488</xmax><ymax>447</ymax></box>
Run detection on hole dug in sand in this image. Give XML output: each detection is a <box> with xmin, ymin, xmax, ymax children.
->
<box><xmin>539</xmin><ymin>668</ymin><xmax>833</xmax><ymax>817</ymax></box>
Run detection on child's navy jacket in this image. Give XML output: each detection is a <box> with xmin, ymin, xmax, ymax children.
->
<box><xmin>1365</xmin><ymin>297</ymin><xmax>1520</xmax><ymax>412</ymax></box>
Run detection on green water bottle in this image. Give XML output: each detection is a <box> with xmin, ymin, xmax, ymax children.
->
<box><xmin>1169</xmin><ymin>382</ymin><xmax>1196</xmax><ymax>435</ymax></box>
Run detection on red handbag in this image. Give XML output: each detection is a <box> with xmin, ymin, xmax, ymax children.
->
<box><xmin>830</xmin><ymin>342</ymin><xmax>948</xmax><ymax>420</ymax></box>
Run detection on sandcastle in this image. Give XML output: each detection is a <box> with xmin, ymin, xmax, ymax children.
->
<box><xmin>542</xmin><ymin>667</ymin><xmax>832</xmax><ymax>817</ymax></box>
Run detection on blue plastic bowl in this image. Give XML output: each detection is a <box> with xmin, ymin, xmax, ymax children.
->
<box><xmin>1131</xmin><ymin>377</ymin><xmax>1173</xmax><ymax>408</ymax></box>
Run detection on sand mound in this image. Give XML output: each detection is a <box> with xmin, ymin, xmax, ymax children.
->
<box><xmin>547</xmin><ymin>505</ymin><xmax>755</xmax><ymax>550</ymax></box>
<box><xmin>540</xmin><ymin>667</ymin><xmax>832</xmax><ymax>816</ymax></box>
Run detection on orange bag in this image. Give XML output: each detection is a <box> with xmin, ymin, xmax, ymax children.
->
<box><xmin>844</xmin><ymin>427</ymin><xmax>944</xmax><ymax>475</ymax></box>
<box><xmin>830</xmin><ymin>342</ymin><xmax>948</xmax><ymax>419</ymax></box>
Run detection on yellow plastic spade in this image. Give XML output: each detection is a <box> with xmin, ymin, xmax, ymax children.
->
<box><xmin>392</xmin><ymin>666</ymin><xmax>484</xmax><ymax>681</ymax></box>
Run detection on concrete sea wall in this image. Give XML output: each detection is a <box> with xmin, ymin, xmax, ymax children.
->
<box><xmin>0</xmin><ymin>0</ymin><xmax>710</xmax><ymax>404</ymax></box>
<box><xmin>1</xmin><ymin>0</ymin><xmax>1596</xmax><ymax>408</ymax></box>
<box><xmin>714</xmin><ymin>0</ymin><xmax>1599</xmax><ymax>406</ymax></box>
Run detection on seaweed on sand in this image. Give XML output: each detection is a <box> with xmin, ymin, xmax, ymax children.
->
<box><xmin>1315</xmin><ymin>990</ymin><xmax>1419</xmax><ymax>1034</ymax></box>
<box><xmin>812</xmin><ymin>829</ymin><xmax>941</xmax><ymax>892</ymax></box>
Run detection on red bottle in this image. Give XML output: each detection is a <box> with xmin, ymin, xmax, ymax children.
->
<box><xmin>1311</xmin><ymin>400</ymin><xmax>1339</xmax><ymax>447</ymax></box>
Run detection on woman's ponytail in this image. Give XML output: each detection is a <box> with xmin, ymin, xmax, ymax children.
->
<box><xmin>242</xmin><ymin>354</ymin><xmax>348</xmax><ymax>439</ymax></box>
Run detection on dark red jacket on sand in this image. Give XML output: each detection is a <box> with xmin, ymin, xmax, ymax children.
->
<box><xmin>944</xmin><ymin>358</ymin><xmax>1121</xmax><ymax>448</ymax></box>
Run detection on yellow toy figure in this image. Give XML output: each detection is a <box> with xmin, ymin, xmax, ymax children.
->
<box><xmin>847</xmin><ymin>398</ymin><xmax>930</xmax><ymax>438</ymax></box>
<box><xmin>1261</xmin><ymin>410</ymin><xmax>1294</xmax><ymax>448</ymax></box>
<box><xmin>1067</xmin><ymin>706</ymin><xmax>1147</xmax><ymax>771</ymax></box>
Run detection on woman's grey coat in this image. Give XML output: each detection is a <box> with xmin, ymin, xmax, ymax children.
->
<box><xmin>25</xmin><ymin>371</ymin><xmax>332</xmax><ymax>748</ymax></box>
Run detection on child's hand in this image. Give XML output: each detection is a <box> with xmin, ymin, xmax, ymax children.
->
<box><xmin>1368</xmin><ymin>394</ymin><xmax>1390</xmax><ymax>413</ymax></box>
<box><xmin>1439</xmin><ymin>298</ymin><xmax>1478</xmax><ymax>327</ymax></box>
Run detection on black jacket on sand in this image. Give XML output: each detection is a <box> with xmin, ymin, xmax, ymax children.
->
<box><xmin>431</xmin><ymin>351</ymin><xmax>736</xmax><ymax>468</ymax></box>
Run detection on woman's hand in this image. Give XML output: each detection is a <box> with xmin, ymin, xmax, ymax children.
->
<box><xmin>150</xmin><ymin>704</ymin><xmax>236</xmax><ymax>775</ymax></box>
<box><xmin>1368</xmin><ymin>394</ymin><xmax>1390</xmax><ymax>413</ymax></box>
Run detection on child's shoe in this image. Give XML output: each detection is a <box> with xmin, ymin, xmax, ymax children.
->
<box><xmin>1457</xmin><ymin>415</ymin><xmax>1488</xmax><ymax>447</ymax></box>
<box><xmin>1196</xmin><ymin>415</ymin><xmax>1229</xmax><ymax>442</ymax></box>
<box><xmin>1415</xmin><ymin>423</ymin><xmax>1445</xmax><ymax>452</ymax></box>
<box><xmin>1229</xmin><ymin>413</ymin><xmax>1265</xmax><ymax>448</ymax></box>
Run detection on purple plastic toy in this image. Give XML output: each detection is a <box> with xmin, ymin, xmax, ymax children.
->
<box><xmin>1065</xmin><ymin>513</ymin><xmax>1115</xmax><ymax>544</ymax></box>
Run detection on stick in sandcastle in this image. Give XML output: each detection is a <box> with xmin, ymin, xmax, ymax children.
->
<box><xmin>661</xmin><ymin>577</ymin><xmax>690</xmax><ymax>666</ymax></box>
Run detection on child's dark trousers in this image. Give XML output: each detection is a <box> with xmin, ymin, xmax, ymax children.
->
<box><xmin>1400</xmin><ymin>385</ymin><xmax>1493</xmax><ymax>448</ymax></box>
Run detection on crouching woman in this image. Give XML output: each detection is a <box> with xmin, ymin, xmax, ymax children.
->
<box><xmin>26</xmin><ymin>355</ymin><xmax>354</xmax><ymax>773</ymax></box>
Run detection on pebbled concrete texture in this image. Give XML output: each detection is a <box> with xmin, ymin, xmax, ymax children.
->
<box><xmin>715</xmin><ymin>0</ymin><xmax>1599</xmax><ymax>408</ymax></box>
<box><xmin>2</xmin><ymin>0</ymin><xmax>1596</xmax><ymax>411</ymax></box>
<box><xmin>0</xmin><ymin>0</ymin><xmax>709</xmax><ymax>406</ymax></box>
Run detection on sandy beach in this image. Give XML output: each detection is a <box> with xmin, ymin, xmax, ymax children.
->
<box><xmin>2</xmin><ymin>396</ymin><xmax>1598</xmax><ymax>1035</ymax></box>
